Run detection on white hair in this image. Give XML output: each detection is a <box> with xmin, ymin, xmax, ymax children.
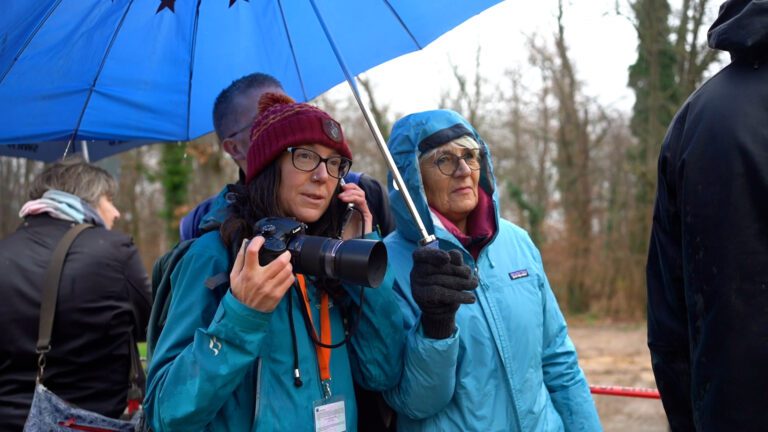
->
<box><xmin>418</xmin><ymin>135</ymin><xmax>479</xmax><ymax>162</ymax></box>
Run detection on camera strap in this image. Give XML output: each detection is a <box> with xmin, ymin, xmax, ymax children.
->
<box><xmin>296</xmin><ymin>274</ymin><xmax>333</xmax><ymax>397</ymax></box>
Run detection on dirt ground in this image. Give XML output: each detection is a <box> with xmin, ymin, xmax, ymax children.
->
<box><xmin>568</xmin><ymin>322</ymin><xmax>669</xmax><ymax>432</ymax></box>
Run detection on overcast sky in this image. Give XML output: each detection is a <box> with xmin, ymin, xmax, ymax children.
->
<box><xmin>326</xmin><ymin>0</ymin><xmax>722</xmax><ymax>118</ymax></box>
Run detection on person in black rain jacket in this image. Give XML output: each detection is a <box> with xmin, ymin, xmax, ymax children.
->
<box><xmin>646</xmin><ymin>1</ymin><xmax>768</xmax><ymax>430</ymax></box>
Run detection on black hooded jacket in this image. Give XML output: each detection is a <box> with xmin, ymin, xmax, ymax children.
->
<box><xmin>647</xmin><ymin>1</ymin><xmax>768</xmax><ymax>430</ymax></box>
<box><xmin>0</xmin><ymin>215</ymin><xmax>152</xmax><ymax>431</ymax></box>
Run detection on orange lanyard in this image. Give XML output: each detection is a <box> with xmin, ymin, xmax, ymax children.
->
<box><xmin>296</xmin><ymin>274</ymin><xmax>332</xmax><ymax>385</ymax></box>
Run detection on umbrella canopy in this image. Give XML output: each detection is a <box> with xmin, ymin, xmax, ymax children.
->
<box><xmin>0</xmin><ymin>140</ymin><xmax>154</xmax><ymax>162</ymax></box>
<box><xmin>0</xmin><ymin>0</ymin><xmax>502</xmax><ymax>144</ymax></box>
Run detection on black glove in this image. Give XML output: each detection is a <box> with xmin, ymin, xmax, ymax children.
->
<box><xmin>410</xmin><ymin>247</ymin><xmax>479</xmax><ymax>339</ymax></box>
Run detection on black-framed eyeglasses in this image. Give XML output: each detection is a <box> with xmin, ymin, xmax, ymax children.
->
<box><xmin>225</xmin><ymin>122</ymin><xmax>251</xmax><ymax>140</ymax></box>
<box><xmin>287</xmin><ymin>147</ymin><xmax>352</xmax><ymax>179</ymax></box>
<box><xmin>431</xmin><ymin>148</ymin><xmax>483</xmax><ymax>176</ymax></box>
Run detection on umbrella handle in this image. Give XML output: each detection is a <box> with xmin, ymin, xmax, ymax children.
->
<box><xmin>308</xmin><ymin>0</ymin><xmax>436</xmax><ymax>247</ymax></box>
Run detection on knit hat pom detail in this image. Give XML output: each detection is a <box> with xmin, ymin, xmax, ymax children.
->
<box><xmin>258</xmin><ymin>92</ymin><xmax>296</xmax><ymax>114</ymax></box>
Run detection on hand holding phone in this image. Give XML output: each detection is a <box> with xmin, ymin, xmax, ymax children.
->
<box><xmin>338</xmin><ymin>178</ymin><xmax>373</xmax><ymax>239</ymax></box>
<box><xmin>339</xmin><ymin>178</ymin><xmax>355</xmax><ymax>233</ymax></box>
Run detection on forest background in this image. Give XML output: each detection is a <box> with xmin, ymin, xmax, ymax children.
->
<box><xmin>0</xmin><ymin>0</ymin><xmax>724</xmax><ymax>320</ymax></box>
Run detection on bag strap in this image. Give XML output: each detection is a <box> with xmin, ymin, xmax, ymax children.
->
<box><xmin>36</xmin><ymin>223</ymin><xmax>94</xmax><ymax>384</ymax></box>
<box><xmin>126</xmin><ymin>332</ymin><xmax>144</xmax><ymax>415</ymax></box>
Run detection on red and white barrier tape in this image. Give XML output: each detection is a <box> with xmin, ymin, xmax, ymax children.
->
<box><xmin>589</xmin><ymin>385</ymin><xmax>660</xmax><ymax>399</ymax></box>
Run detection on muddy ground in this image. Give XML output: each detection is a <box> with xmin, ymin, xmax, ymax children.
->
<box><xmin>569</xmin><ymin>322</ymin><xmax>669</xmax><ymax>432</ymax></box>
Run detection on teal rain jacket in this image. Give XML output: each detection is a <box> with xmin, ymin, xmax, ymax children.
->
<box><xmin>144</xmin><ymin>197</ymin><xmax>404</xmax><ymax>430</ymax></box>
<box><xmin>382</xmin><ymin>110</ymin><xmax>601</xmax><ymax>431</ymax></box>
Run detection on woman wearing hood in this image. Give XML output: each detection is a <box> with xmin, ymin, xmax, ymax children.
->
<box><xmin>382</xmin><ymin>109</ymin><xmax>601</xmax><ymax>431</ymax></box>
<box><xmin>647</xmin><ymin>0</ymin><xmax>768</xmax><ymax>429</ymax></box>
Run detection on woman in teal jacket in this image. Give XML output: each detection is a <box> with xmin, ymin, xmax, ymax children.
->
<box><xmin>383</xmin><ymin>109</ymin><xmax>601</xmax><ymax>431</ymax></box>
<box><xmin>144</xmin><ymin>93</ymin><xmax>404</xmax><ymax>431</ymax></box>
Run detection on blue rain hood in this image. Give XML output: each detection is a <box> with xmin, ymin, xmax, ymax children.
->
<box><xmin>386</xmin><ymin>109</ymin><xmax>498</xmax><ymax>244</ymax></box>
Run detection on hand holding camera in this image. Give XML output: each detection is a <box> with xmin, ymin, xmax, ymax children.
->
<box><xmin>253</xmin><ymin>217</ymin><xmax>387</xmax><ymax>288</ymax></box>
<box><xmin>230</xmin><ymin>216</ymin><xmax>388</xmax><ymax>312</ymax></box>
<box><xmin>230</xmin><ymin>236</ymin><xmax>295</xmax><ymax>313</ymax></box>
<box><xmin>410</xmin><ymin>247</ymin><xmax>479</xmax><ymax>339</ymax></box>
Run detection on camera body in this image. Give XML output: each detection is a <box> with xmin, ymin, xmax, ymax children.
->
<box><xmin>253</xmin><ymin>217</ymin><xmax>387</xmax><ymax>288</ymax></box>
<box><xmin>255</xmin><ymin>217</ymin><xmax>306</xmax><ymax>266</ymax></box>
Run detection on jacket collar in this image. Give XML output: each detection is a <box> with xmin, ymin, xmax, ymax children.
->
<box><xmin>430</xmin><ymin>187</ymin><xmax>496</xmax><ymax>259</ymax></box>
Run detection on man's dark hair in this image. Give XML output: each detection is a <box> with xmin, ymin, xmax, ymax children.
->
<box><xmin>212</xmin><ymin>73</ymin><xmax>284</xmax><ymax>140</ymax></box>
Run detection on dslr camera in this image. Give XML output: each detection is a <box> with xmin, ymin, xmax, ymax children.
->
<box><xmin>253</xmin><ymin>217</ymin><xmax>387</xmax><ymax>288</ymax></box>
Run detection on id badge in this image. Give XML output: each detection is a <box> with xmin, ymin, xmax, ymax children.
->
<box><xmin>313</xmin><ymin>395</ymin><xmax>346</xmax><ymax>432</ymax></box>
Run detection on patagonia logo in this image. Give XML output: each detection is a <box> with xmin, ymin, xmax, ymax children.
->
<box><xmin>509</xmin><ymin>269</ymin><xmax>529</xmax><ymax>280</ymax></box>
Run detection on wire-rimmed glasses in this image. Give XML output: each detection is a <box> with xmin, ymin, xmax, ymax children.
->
<box><xmin>431</xmin><ymin>148</ymin><xmax>483</xmax><ymax>176</ymax></box>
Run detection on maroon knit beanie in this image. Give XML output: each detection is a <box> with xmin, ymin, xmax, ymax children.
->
<box><xmin>245</xmin><ymin>93</ymin><xmax>352</xmax><ymax>184</ymax></box>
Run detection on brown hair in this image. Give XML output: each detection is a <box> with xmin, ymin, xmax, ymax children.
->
<box><xmin>29</xmin><ymin>156</ymin><xmax>117</xmax><ymax>206</ymax></box>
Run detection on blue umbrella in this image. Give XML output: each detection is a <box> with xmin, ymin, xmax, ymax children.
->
<box><xmin>0</xmin><ymin>140</ymin><xmax>154</xmax><ymax>162</ymax></box>
<box><xmin>0</xmin><ymin>0</ymin><xmax>501</xmax><ymax>143</ymax></box>
<box><xmin>0</xmin><ymin>0</ymin><xmax>502</xmax><ymax>242</ymax></box>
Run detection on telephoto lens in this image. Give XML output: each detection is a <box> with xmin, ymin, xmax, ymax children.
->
<box><xmin>254</xmin><ymin>217</ymin><xmax>388</xmax><ymax>288</ymax></box>
<box><xmin>290</xmin><ymin>235</ymin><xmax>387</xmax><ymax>287</ymax></box>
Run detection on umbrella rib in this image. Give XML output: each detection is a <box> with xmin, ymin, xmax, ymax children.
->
<box><xmin>67</xmin><ymin>0</ymin><xmax>136</xmax><ymax>145</ymax></box>
<box><xmin>185</xmin><ymin>0</ymin><xmax>204</xmax><ymax>140</ymax></box>
<box><xmin>0</xmin><ymin>0</ymin><xmax>64</xmax><ymax>85</ymax></box>
<box><xmin>381</xmin><ymin>0</ymin><xmax>422</xmax><ymax>49</ymax></box>
<box><xmin>277</xmin><ymin>0</ymin><xmax>308</xmax><ymax>101</ymax></box>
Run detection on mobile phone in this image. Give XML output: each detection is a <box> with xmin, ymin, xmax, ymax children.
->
<box><xmin>339</xmin><ymin>179</ymin><xmax>355</xmax><ymax>234</ymax></box>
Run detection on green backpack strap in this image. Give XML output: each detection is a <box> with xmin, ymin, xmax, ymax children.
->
<box><xmin>147</xmin><ymin>239</ymin><xmax>196</xmax><ymax>363</ymax></box>
<box><xmin>146</xmin><ymin>233</ymin><xmax>239</xmax><ymax>364</ymax></box>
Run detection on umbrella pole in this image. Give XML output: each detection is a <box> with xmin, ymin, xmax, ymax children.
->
<box><xmin>61</xmin><ymin>140</ymin><xmax>90</xmax><ymax>162</ymax></box>
<box><xmin>309</xmin><ymin>0</ymin><xmax>436</xmax><ymax>246</ymax></box>
<box><xmin>81</xmin><ymin>141</ymin><xmax>90</xmax><ymax>162</ymax></box>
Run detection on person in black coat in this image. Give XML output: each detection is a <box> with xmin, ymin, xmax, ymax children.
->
<box><xmin>0</xmin><ymin>157</ymin><xmax>152</xmax><ymax>431</ymax></box>
<box><xmin>646</xmin><ymin>1</ymin><xmax>768</xmax><ymax>430</ymax></box>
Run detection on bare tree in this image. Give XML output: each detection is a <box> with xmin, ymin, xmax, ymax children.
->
<box><xmin>439</xmin><ymin>47</ymin><xmax>487</xmax><ymax>133</ymax></box>
<box><xmin>526</xmin><ymin>0</ymin><xmax>609</xmax><ymax>313</ymax></box>
<box><xmin>0</xmin><ymin>158</ymin><xmax>44</xmax><ymax>236</ymax></box>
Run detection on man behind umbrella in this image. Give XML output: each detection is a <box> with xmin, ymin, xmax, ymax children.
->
<box><xmin>646</xmin><ymin>0</ymin><xmax>768</xmax><ymax>429</ymax></box>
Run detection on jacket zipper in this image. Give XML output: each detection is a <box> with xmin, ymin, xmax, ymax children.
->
<box><xmin>253</xmin><ymin>357</ymin><xmax>262</xmax><ymax>424</ymax></box>
<box><xmin>474</xmin><ymin>257</ymin><xmax>523</xmax><ymax>430</ymax></box>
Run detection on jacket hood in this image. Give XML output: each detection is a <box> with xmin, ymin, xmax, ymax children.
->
<box><xmin>708</xmin><ymin>0</ymin><xmax>768</xmax><ymax>58</ymax></box>
<box><xmin>386</xmin><ymin>109</ymin><xmax>498</xmax><ymax>244</ymax></box>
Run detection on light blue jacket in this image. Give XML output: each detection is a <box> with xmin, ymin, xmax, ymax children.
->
<box><xmin>382</xmin><ymin>110</ymin><xmax>602</xmax><ymax>431</ymax></box>
<box><xmin>144</xmin><ymin>226</ymin><xmax>404</xmax><ymax>431</ymax></box>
